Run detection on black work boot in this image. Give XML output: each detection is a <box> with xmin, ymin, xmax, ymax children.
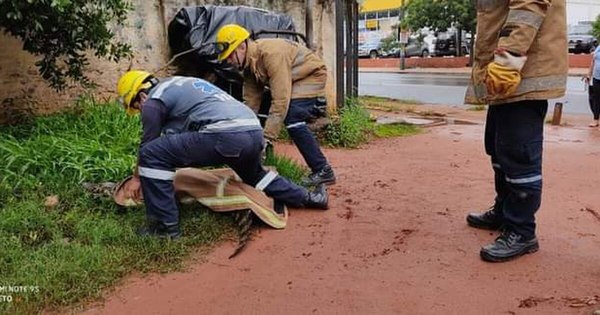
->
<box><xmin>303</xmin><ymin>184</ymin><xmax>329</xmax><ymax>210</ymax></box>
<box><xmin>137</xmin><ymin>221</ymin><xmax>182</xmax><ymax>239</ymax></box>
<box><xmin>466</xmin><ymin>205</ymin><xmax>503</xmax><ymax>230</ymax></box>
<box><xmin>480</xmin><ymin>229</ymin><xmax>539</xmax><ymax>262</ymax></box>
<box><xmin>302</xmin><ymin>165</ymin><xmax>336</xmax><ymax>186</ymax></box>
<box><xmin>274</xmin><ymin>200</ymin><xmax>285</xmax><ymax>215</ymax></box>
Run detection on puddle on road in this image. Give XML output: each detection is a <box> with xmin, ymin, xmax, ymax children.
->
<box><xmin>546</xmin><ymin>126</ymin><xmax>600</xmax><ymax>146</ymax></box>
<box><xmin>375</xmin><ymin>113</ymin><xmax>600</xmax><ymax>148</ymax></box>
<box><xmin>376</xmin><ymin>115</ymin><xmax>479</xmax><ymax>127</ymax></box>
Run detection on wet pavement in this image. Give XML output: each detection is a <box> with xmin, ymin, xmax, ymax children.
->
<box><xmin>359</xmin><ymin>72</ymin><xmax>590</xmax><ymax>114</ymax></box>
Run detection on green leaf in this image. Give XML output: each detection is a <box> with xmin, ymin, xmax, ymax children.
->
<box><xmin>0</xmin><ymin>0</ymin><xmax>132</xmax><ymax>90</ymax></box>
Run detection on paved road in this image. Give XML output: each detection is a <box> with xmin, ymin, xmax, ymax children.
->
<box><xmin>359</xmin><ymin>72</ymin><xmax>590</xmax><ymax>114</ymax></box>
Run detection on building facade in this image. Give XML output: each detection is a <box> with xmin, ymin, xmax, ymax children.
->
<box><xmin>358</xmin><ymin>0</ymin><xmax>406</xmax><ymax>44</ymax></box>
<box><xmin>567</xmin><ymin>0</ymin><xmax>600</xmax><ymax>28</ymax></box>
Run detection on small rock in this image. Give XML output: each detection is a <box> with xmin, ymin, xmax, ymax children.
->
<box><xmin>593</xmin><ymin>310</ymin><xmax>600</xmax><ymax>315</ymax></box>
<box><xmin>44</xmin><ymin>195</ymin><xmax>59</xmax><ymax>208</ymax></box>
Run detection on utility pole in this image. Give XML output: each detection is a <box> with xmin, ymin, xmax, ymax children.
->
<box><xmin>399</xmin><ymin>0</ymin><xmax>406</xmax><ymax>70</ymax></box>
<box><xmin>335</xmin><ymin>0</ymin><xmax>344</xmax><ymax>107</ymax></box>
<box><xmin>352</xmin><ymin>0</ymin><xmax>359</xmax><ymax>97</ymax></box>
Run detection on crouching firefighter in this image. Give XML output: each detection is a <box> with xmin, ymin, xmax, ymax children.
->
<box><xmin>216</xmin><ymin>24</ymin><xmax>336</xmax><ymax>186</ymax></box>
<box><xmin>116</xmin><ymin>71</ymin><xmax>329</xmax><ymax>238</ymax></box>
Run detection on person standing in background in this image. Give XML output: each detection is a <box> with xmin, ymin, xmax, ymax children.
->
<box><xmin>584</xmin><ymin>45</ymin><xmax>600</xmax><ymax>127</ymax></box>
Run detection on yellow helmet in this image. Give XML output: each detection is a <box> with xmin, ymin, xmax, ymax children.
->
<box><xmin>216</xmin><ymin>24</ymin><xmax>250</xmax><ymax>61</ymax></box>
<box><xmin>116</xmin><ymin>70</ymin><xmax>153</xmax><ymax>114</ymax></box>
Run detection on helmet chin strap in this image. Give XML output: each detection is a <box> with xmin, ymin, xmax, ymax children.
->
<box><xmin>233</xmin><ymin>40</ymin><xmax>247</xmax><ymax>71</ymax></box>
<box><xmin>234</xmin><ymin>50</ymin><xmax>244</xmax><ymax>72</ymax></box>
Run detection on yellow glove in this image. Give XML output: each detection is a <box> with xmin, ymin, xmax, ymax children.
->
<box><xmin>485</xmin><ymin>49</ymin><xmax>527</xmax><ymax>100</ymax></box>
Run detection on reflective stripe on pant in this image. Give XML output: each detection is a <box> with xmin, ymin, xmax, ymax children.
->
<box><xmin>484</xmin><ymin>100</ymin><xmax>548</xmax><ymax>238</ymax></box>
<box><xmin>284</xmin><ymin>98</ymin><xmax>328</xmax><ymax>172</ymax></box>
<box><xmin>138</xmin><ymin>130</ymin><xmax>308</xmax><ymax>224</ymax></box>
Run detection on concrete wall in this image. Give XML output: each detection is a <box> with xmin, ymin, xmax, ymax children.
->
<box><xmin>0</xmin><ymin>0</ymin><xmax>335</xmax><ymax>116</ymax></box>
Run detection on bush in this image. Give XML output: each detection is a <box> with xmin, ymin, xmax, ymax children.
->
<box><xmin>325</xmin><ymin>98</ymin><xmax>374</xmax><ymax>148</ymax></box>
<box><xmin>0</xmin><ymin>0</ymin><xmax>132</xmax><ymax>90</ymax></box>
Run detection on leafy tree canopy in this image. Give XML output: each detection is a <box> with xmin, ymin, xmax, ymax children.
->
<box><xmin>0</xmin><ymin>0</ymin><xmax>132</xmax><ymax>91</ymax></box>
<box><xmin>593</xmin><ymin>14</ymin><xmax>600</xmax><ymax>39</ymax></box>
<box><xmin>403</xmin><ymin>0</ymin><xmax>476</xmax><ymax>34</ymax></box>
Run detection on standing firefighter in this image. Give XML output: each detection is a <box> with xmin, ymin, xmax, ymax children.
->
<box><xmin>216</xmin><ymin>24</ymin><xmax>336</xmax><ymax>186</ymax></box>
<box><xmin>116</xmin><ymin>71</ymin><xmax>329</xmax><ymax>238</ymax></box>
<box><xmin>465</xmin><ymin>0</ymin><xmax>567</xmax><ymax>262</ymax></box>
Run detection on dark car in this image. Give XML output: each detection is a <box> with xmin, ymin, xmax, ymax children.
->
<box><xmin>431</xmin><ymin>34</ymin><xmax>470</xmax><ymax>57</ymax></box>
<box><xmin>568</xmin><ymin>34</ymin><xmax>598</xmax><ymax>54</ymax></box>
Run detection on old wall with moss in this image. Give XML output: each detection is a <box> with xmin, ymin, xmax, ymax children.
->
<box><xmin>0</xmin><ymin>0</ymin><xmax>335</xmax><ymax>118</ymax></box>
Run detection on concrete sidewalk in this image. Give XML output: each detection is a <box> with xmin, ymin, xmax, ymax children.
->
<box><xmin>359</xmin><ymin>67</ymin><xmax>588</xmax><ymax>76</ymax></box>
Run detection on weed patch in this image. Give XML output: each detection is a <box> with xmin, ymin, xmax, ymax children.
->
<box><xmin>325</xmin><ymin>98</ymin><xmax>374</xmax><ymax>148</ymax></box>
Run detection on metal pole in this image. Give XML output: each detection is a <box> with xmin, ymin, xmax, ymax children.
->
<box><xmin>400</xmin><ymin>42</ymin><xmax>406</xmax><ymax>70</ymax></box>
<box><xmin>305</xmin><ymin>0</ymin><xmax>314</xmax><ymax>50</ymax></box>
<box><xmin>345</xmin><ymin>0</ymin><xmax>353</xmax><ymax>99</ymax></box>
<box><xmin>551</xmin><ymin>102</ymin><xmax>563</xmax><ymax>125</ymax></box>
<box><xmin>335</xmin><ymin>0</ymin><xmax>345</xmax><ymax>108</ymax></box>
<box><xmin>399</xmin><ymin>0</ymin><xmax>406</xmax><ymax>70</ymax></box>
<box><xmin>352</xmin><ymin>0</ymin><xmax>359</xmax><ymax>97</ymax></box>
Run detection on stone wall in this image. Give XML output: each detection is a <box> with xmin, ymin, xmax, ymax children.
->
<box><xmin>0</xmin><ymin>0</ymin><xmax>336</xmax><ymax>117</ymax></box>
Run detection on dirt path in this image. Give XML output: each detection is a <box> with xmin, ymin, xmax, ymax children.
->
<box><xmin>84</xmin><ymin>110</ymin><xmax>600</xmax><ymax>315</ymax></box>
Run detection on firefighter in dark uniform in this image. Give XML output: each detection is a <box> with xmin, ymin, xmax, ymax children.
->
<box><xmin>116</xmin><ymin>71</ymin><xmax>329</xmax><ymax>238</ymax></box>
<box><xmin>465</xmin><ymin>0</ymin><xmax>567</xmax><ymax>262</ymax></box>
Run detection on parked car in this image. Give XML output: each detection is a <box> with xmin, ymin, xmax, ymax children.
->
<box><xmin>385</xmin><ymin>37</ymin><xmax>430</xmax><ymax>58</ymax></box>
<box><xmin>568</xmin><ymin>34</ymin><xmax>598</xmax><ymax>54</ymax></box>
<box><xmin>358</xmin><ymin>42</ymin><xmax>385</xmax><ymax>59</ymax></box>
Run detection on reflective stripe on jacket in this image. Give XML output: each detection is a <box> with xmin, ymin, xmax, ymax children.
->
<box><xmin>465</xmin><ymin>0</ymin><xmax>567</xmax><ymax>105</ymax></box>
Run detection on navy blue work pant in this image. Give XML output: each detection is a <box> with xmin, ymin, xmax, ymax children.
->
<box><xmin>137</xmin><ymin>130</ymin><xmax>308</xmax><ymax>225</ymax></box>
<box><xmin>590</xmin><ymin>78</ymin><xmax>600</xmax><ymax>120</ymax></box>
<box><xmin>284</xmin><ymin>98</ymin><xmax>328</xmax><ymax>172</ymax></box>
<box><xmin>484</xmin><ymin>100</ymin><xmax>548</xmax><ymax>239</ymax></box>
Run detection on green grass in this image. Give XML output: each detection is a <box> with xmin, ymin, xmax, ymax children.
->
<box><xmin>374</xmin><ymin>123</ymin><xmax>421</xmax><ymax>138</ymax></box>
<box><xmin>325</xmin><ymin>98</ymin><xmax>374</xmax><ymax>148</ymax></box>
<box><xmin>264</xmin><ymin>149</ymin><xmax>308</xmax><ymax>184</ymax></box>
<box><xmin>360</xmin><ymin>95</ymin><xmax>422</xmax><ymax>105</ymax></box>
<box><xmin>467</xmin><ymin>105</ymin><xmax>487</xmax><ymax>111</ymax></box>
<box><xmin>0</xmin><ymin>96</ymin><xmax>306</xmax><ymax>313</ymax></box>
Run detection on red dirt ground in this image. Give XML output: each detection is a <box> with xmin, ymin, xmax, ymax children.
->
<box><xmin>83</xmin><ymin>108</ymin><xmax>600</xmax><ymax>315</ymax></box>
